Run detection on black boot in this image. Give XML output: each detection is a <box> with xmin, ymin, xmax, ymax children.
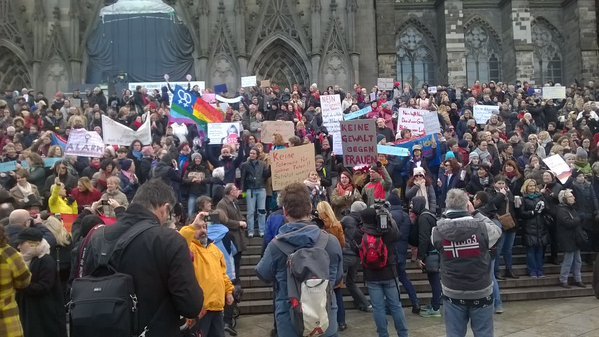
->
<box><xmin>504</xmin><ymin>269</ymin><xmax>519</xmax><ymax>279</ymax></box>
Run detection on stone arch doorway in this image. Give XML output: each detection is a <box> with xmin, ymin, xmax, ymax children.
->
<box><xmin>248</xmin><ymin>37</ymin><xmax>310</xmax><ymax>90</ymax></box>
<box><xmin>0</xmin><ymin>43</ymin><xmax>31</xmax><ymax>90</ymax></box>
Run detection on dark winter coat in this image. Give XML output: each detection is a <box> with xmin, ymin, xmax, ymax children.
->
<box><xmin>519</xmin><ymin>194</ymin><xmax>549</xmax><ymax>247</ymax></box>
<box><xmin>82</xmin><ymin>206</ymin><xmax>204</xmax><ymax>337</ymax></box>
<box><xmin>340</xmin><ymin>212</ymin><xmax>362</xmax><ymax>257</ymax></box>
<box><xmin>555</xmin><ymin>204</ymin><xmax>582</xmax><ymax>253</ymax></box>
<box><xmin>240</xmin><ymin>159</ymin><xmax>270</xmax><ymax>190</ymax></box>
<box><xmin>412</xmin><ymin>196</ymin><xmax>438</xmax><ymax>260</ymax></box>
<box><xmin>17</xmin><ymin>254</ymin><xmax>67</xmax><ymax>337</ymax></box>
<box><xmin>389</xmin><ymin>204</ymin><xmax>412</xmax><ymax>257</ymax></box>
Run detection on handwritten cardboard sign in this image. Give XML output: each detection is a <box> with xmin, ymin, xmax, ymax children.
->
<box><xmin>341</xmin><ymin>119</ymin><xmax>377</xmax><ymax>167</ymax></box>
<box><xmin>270</xmin><ymin>144</ymin><xmax>316</xmax><ymax>191</ymax></box>
<box><xmin>396</xmin><ymin>108</ymin><xmax>428</xmax><ymax>136</ymax></box>
<box><xmin>473</xmin><ymin>105</ymin><xmax>499</xmax><ymax>124</ymax></box>
<box><xmin>377</xmin><ymin>78</ymin><xmax>394</xmax><ymax>91</ymax></box>
<box><xmin>320</xmin><ymin>94</ymin><xmax>344</xmax><ymax>154</ymax></box>
<box><xmin>261</xmin><ymin>121</ymin><xmax>295</xmax><ymax>143</ymax></box>
<box><xmin>260</xmin><ymin>80</ymin><xmax>271</xmax><ymax>88</ymax></box>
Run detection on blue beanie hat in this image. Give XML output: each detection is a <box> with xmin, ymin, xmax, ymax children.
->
<box><xmin>445</xmin><ymin>151</ymin><xmax>456</xmax><ymax>160</ymax></box>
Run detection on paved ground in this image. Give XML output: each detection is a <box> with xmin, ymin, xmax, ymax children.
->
<box><xmin>236</xmin><ymin>296</ymin><xmax>599</xmax><ymax>336</ymax></box>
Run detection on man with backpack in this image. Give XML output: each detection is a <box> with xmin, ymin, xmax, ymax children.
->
<box><xmin>410</xmin><ymin>196</ymin><xmax>442</xmax><ymax>318</ymax></box>
<box><xmin>359</xmin><ymin>207</ymin><xmax>409</xmax><ymax>337</ymax></box>
<box><xmin>256</xmin><ymin>182</ymin><xmax>343</xmax><ymax>337</ymax></box>
<box><xmin>77</xmin><ymin>180</ymin><xmax>203</xmax><ymax>337</ymax></box>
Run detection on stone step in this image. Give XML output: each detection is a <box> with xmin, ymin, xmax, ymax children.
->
<box><xmin>238</xmin><ymin>274</ymin><xmax>595</xmax><ymax>315</ymax></box>
<box><xmin>240</xmin><ymin>272</ymin><xmax>594</xmax><ymax>301</ymax></box>
<box><xmin>239</xmin><ymin>264</ymin><xmax>594</xmax><ymax>288</ymax></box>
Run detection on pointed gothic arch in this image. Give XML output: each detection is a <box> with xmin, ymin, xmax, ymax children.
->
<box><xmin>207</xmin><ymin>8</ymin><xmax>240</xmax><ymax>91</ymax></box>
<box><xmin>395</xmin><ymin>18</ymin><xmax>437</xmax><ymax>89</ymax></box>
<box><xmin>463</xmin><ymin>17</ymin><xmax>502</xmax><ymax>85</ymax></box>
<box><xmin>0</xmin><ymin>43</ymin><xmax>31</xmax><ymax>90</ymax></box>
<box><xmin>248</xmin><ymin>0</ymin><xmax>310</xmax><ymax>55</ymax></box>
<box><xmin>319</xmin><ymin>15</ymin><xmax>353</xmax><ymax>88</ymax></box>
<box><xmin>532</xmin><ymin>17</ymin><xmax>564</xmax><ymax>84</ymax></box>
<box><xmin>248</xmin><ymin>36</ymin><xmax>311</xmax><ymax>89</ymax></box>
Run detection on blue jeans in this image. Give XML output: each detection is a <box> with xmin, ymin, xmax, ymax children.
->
<box><xmin>443</xmin><ymin>298</ymin><xmax>494</xmax><ymax>337</ymax></box>
<box><xmin>187</xmin><ymin>193</ymin><xmax>199</xmax><ymax>218</ymax></box>
<box><xmin>560</xmin><ymin>250</ymin><xmax>582</xmax><ymax>283</ymax></box>
<box><xmin>334</xmin><ymin>287</ymin><xmax>345</xmax><ymax>324</ymax></box>
<box><xmin>491</xmin><ymin>259</ymin><xmax>502</xmax><ymax>309</ymax></box>
<box><xmin>526</xmin><ymin>246</ymin><xmax>545</xmax><ymax>276</ymax></box>
<box><xmin>493</xmin><ymin>232</ymin><xmax>505</xmax><ymax>276</ymax></box>
<box><xmin>246</xmin><ymin>188</ymin><xmax>266</xmax><ymax>234</ymax></box>
<box><xmin>396</xmin><ymin>253</ymin><xmax>419</xmax><ymax>308</ymax></box>
<box><xmin>367</xmin><ymin>279</ymin><xmax>409</xmax><ymax>337</ymax></box>
<box><xmin>500</xmin><ymin>231</ymin><xmax>516</xmax><ymax>270</ymax></box>
<box><xmin>427</xmin><ymin>272</ymin><xmax>442</xmax><ymax>311</ymax></box>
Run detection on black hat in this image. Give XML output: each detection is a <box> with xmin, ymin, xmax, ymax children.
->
<box><xmin>386</xmin><ymin>190</ymin><xmax>403</xmax><ymax>206</ymax></box>
<box><xmin>24</xmin><ymin>195</ymin><xmax>43</xmax><ymax>208</ymax></box>
<box><xmin>360</xmin><ymin>208</ymin><xmax>378</xmax><ymax>225</ymax></box>
<box><xmin>16</xmin><ymin>227</ymin><xmax>43</xmax><ymax>244</ymax></box>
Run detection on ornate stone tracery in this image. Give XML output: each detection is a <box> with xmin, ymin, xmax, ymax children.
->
<box><xmin>532</xmin><ymin>17</ymin><xmax>564</xmax><ymax>84</ymax></box>
<box><xmin>464</xmin><ymin>17</ymin><xmax>502</xmax><ymax>84</ymax></box>
<box><xmin>395</xmin><ymin>20</ymin><xmax>437</xmax><ymax>88</ymax></box>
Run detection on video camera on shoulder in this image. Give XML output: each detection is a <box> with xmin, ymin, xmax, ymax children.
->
<box><xmin>373</xmin><ymin>200</ymin><xmax>392</xmax><ymax>233</ymax></box>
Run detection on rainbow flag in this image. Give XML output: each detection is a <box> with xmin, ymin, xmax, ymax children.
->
<box><xmin>51</xmin><ymin>132</ymin><xmax>67</xmax><ymax>149</ymax></box>
<box><xmin>170</xmin><ymin>85</ymin><xmax>223</xmax><ymax>125</ymax></box>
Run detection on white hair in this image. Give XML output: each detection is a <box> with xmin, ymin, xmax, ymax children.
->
<box><xmin>212</xmin><ymin>167</ymin><xmax>225</xmax><ymax>180</ymax></box>
<box><xmin>445</xmin><ymin>189</ymin><xmax>469</xmax><ymax>211</ymax></box>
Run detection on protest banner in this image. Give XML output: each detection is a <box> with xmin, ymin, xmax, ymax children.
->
<box><xmin>396</xmin><ymin>108</ymin><xmax>429</xmax><ymax>136</ymax></box>
<box><xmin>320</xmin><ymin>94</ymin><xmax>344</xmax><ymax>154</ymax></box>
<box><xmin>0</xmin><ymin>161</ymin><xmax>17</xmax><ymax>173</ymax></box>
<box><xmin>102</xmin><ymin>113</ymin><xmax>152</xmax><ymax>145</ymax></box>
<box><xmin>344</xmin><ymin>106</ymin><xmax>372</xmax><ymax>120</ymax></box>
<box><xmin>270</xmin><ymin>144</ymin><xmax>316</xmax><ymax>191</ymax></box>
<box><xmin>377</xmin><ymin>78</ymin><xmax>394</xmax><ymax>91</ymax></box>
<box><xmin>542</xmin><ymin>86</ymin><xmax>566</xmax><ymax>99</ymax></box>
<box><xmin>207</xmin><ymin>122</ymin><xmax>241</xmax><ymax>145</ymax></box>
<box><xmin>64</xmin><ymin>128</ymin><xmax>105</xmax><ymax>158</ymax></box>
<box><xmin>473</xmin><ymin>105</ymin><xmax>499</xmax><ymax>124</ymax></box>
<box><xmin>394</xmin><ymin>133</ymin><xmax>442</xmax><ymax>166</ymax></box>
<box><xmin>241</xmin><ymin>76</ymin><xmax>257</xmax><ymax>88</ymax></box>
<box><xmin>341</xmin><ymin>119</ymin><xmax>377</xmax><ymax>167</ymax></box>
<box><xmin>543</xmin><ymin>154</ymin><xmax>571</xmax><ymax>184</ymax></box>
<box><xmin>260</xmin><ymin>80</ymin><xmax>271</xmax><ymax>88</ymax></box>
<box><xmin>215</xmin><ymin>95</ymin><xmax>243</xmax><ymax>104</ymax></box>
<box><xmin>428</xmin><ymin>86</ymin><xmax>438</xmax><ymax>94</ymax></box>
<box><xmin>377</xmin><ymin>145</ymin><xmax>410</xmax><ymax>157</ymax></box>
<box><xmin>369</xmin><ymin>92</ymin><xmax>377</xmax><ymax>102</ymax></box>
<box><xmin>261</xmin><ymin>121</ymin><xmax>296</xmax><ymax>143</ymax></box>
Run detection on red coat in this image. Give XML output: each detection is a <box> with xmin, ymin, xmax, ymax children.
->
<box><xmin>70</xmin><ymin>188</ymin><xmax>102</xmax><ymax>210</ymax></box>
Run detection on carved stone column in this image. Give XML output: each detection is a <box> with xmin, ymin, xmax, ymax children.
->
<box><xmin>502</xmin><ymin>0</ymin><xmax>533</xmax><ymax>83</ymax></box>
<box><xmin>31</xmin><ymin>0</ymin><xmax>46</xmax><ymax>90</ymax></box>
<box><xmin>235</xmin><ymin>0</ymin><xmax>247</xmax><ymax>76</ymax></box>
<box><xmin>442</xmin><ymin>0</ymin><xmax>466</xmax><ymax>88</ymax></box>
<box><xmin>310</xmin><ymin>0</ymin><xmax>322</xmax><ymax>84</ymax></box>
<box><xmin>197</xmin><ymin>0</ymin><xmax>210</xmax><ymax>81</ymax></box>
<box><xmin>347</xmin><ymin>0</ymin><xmax>359</xmax><ymax>84</ymax></box>
<box><xmin>69</xmin><ymin>0</ymin><xmax>82</xmax><ymax>83</ymax></box>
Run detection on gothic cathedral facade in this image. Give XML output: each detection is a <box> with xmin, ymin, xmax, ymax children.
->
<box><xmin>1</xmin><ymin>0</ymin><xmax>597</xmax><ymax>95</ymax></box>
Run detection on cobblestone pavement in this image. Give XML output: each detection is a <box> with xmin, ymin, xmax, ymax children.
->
<box><xmin>235</xmin><ymin>296</ymin><xmax>599</xmax><ymax>336</ymax></box>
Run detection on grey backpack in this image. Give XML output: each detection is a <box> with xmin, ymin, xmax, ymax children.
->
<box><xmin>273</xmin><ymin>228</ymin><xmax>332</xmax><ymax>337</ymax></box>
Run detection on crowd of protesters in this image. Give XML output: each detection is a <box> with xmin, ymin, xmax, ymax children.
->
<box><xmin>1</xmin><ymin>77</ymin><xmax>599</xmax><ymax>337</ymax></box>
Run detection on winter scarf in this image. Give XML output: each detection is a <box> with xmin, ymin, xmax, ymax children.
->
<box><xmin>21</xmin><ymin>239</ymin><xmax>51</xmax><ymax>266</ymax></box>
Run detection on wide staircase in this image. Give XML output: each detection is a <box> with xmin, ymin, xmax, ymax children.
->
<box><xmin>234</xmin><ymin>199</ymin><xmax>595</xmax><ymax>315</ymax></box>
<box><xmin>237</xmin><ymin>236</ymin><xmax>595</xmax><ymax>315</ymax></box>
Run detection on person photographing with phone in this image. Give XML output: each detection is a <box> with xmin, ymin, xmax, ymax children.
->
<box><xmin>179</xmin><ymin>211</ymin><xmax>235</xmax><ymax>337</ymax></box>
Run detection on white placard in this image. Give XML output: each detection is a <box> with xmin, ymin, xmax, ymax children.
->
<box><xmin>215</xmin><ymin>95</ymin><xmax>243</xmax><ymax>104</ymax></box>
<box><xmin>101</xmin><ymin>113</ymin><xmax>152</xmax><ymax>146</ymax></box>
<box><xmin>542</xmin><ymin>86</ymin><xmax>566</xmax><ymax>99</ymax></box>
<box><xmin>320</xmin><ymin>94</ymin><xmax>344</xmax><ymax>154</ymax></box>
<box><xmin>473</xmin><ymin>105</ymin><xmax>500</xmax><ymax>124</ymax></box>
<box><xmin>377</xmin><ymin>78</ymin><xmax>394</xmax><ymax>91</ymax></box>
<box><xmin>65</xmin><ymin>128</ymin><xmax>105</xmax><ymax>158</ymax></box>
<box><xmin>422</xmin><ymin>111</ymin><xmax>441</xmax><ymax>135</ymax></box>
<box><xmin>396</xmin><ymin>108</ymin><xmax>429</xmax><ymax>136</ymax></box>
<box><xmin>428</xmin><ymin>86</ymin><xmax>438</xmax><ymax>94</ymax></box>
<box><xmin>207</xmin><ymin>122</ymin><xmax>242</xmax><ymax>145</ymax></box>
<box><xmin>543</xmin><ymin>154</ymin><xmax>572</xmax><ymax>184</ymax></box>
<box><xmin>241</xmin><ymin>76</ymin><xmax>257</xmax><ymax>88</ymax></box>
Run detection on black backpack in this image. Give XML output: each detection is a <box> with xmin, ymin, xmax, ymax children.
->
<box><xmin>68</xmin><ymin>221</ymin><xmax>155</xmax><ymax>337</ymax></box>
<box><xmin>408</xmin><ymin>211</ymin><xmax>436</xmax><ymax>247</ymax></box>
